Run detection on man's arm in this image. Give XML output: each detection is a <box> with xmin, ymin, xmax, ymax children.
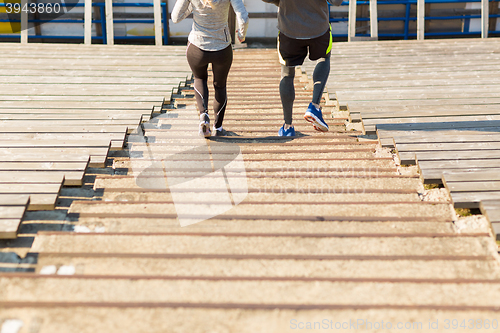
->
<box><xmin>261</xmin><ymin>0</ymin><xmax>279</xmax><ymax>6</ymax></box>
<box><xmin>327</xmin><ymin>0</ymin><xmax>343</xmax><ymax>6</ymax></box>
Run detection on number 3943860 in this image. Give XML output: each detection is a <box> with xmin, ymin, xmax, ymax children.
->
<box><xmin>5</xmin><ymin>3</ymin><xmax>61</xmax><ymax>14</ymax></box>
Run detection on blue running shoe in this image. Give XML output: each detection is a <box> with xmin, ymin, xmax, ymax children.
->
<box><xmin>304</xmin><ymin>103</ymin><xmax>329</xmax><ymax>132</ymax></box>
<box><xmin>278</xmin><ymin>124</ymin><xmax>295</xmax><ymax>137</ymax></box>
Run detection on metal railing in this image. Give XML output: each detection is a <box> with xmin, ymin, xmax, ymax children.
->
<box><xmin>331</xmin><ymin>0</ymin><xmax>500</xmax><ymax>40</ymax></box>
<box><xmin>0</xmin><ymin>1</ymin><xmax>168</xmax><ymax>44</ymax></box>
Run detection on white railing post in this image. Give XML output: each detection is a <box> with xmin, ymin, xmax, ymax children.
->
<box><xmin>348</xmin><ymin>0</ymin><xmax>357</xmax><ymax>42</ymax></box>
<box><xmin>105</xmin><ymin>0</ymin><xmax>114</xmax><ymax>45</ymax></box>
<box><xmin>369</xmin><ymin>0</ymin><xmax>378</xmax><ymax>38</ymax></box>
<box><xmin>20</xmin><ymin>0</ymin><xmax>28</xmax><ymax>43</ymax></box>
<box><xmin>84</xmin><ymin>0</ymin><xmax>92</xmax><ymax>44</ymax></box>
<box><xmin>482</xmin><ymin>0</ymin><xmax>489</xmax><ymax>38</ymax></box>
<box><xmin>417</xmin><ymin>0</ymin><xmax>425</xmax><ymax>40</ymax></box>
<box><xmin>153</xmin><ymin>0</ymin><xmax>162</xmax><ymax>46</ymax></box>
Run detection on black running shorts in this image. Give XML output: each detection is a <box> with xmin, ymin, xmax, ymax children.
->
<box><xmin>278</xmin><ymin>28</ymin><xmax>332</xmax><ymax>67</ymax></box>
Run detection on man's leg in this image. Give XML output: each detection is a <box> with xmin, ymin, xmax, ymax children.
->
<box><xmin>312</xmin><ymin>55</ymin><xmax>331</xmax><ymax>107</ymax></box>
<box><xmin>280</xmin><ymin>64</ymin><xmax>295</xmax><ymax>128</ymax></box>
<box><xmin>303</xmin><ymin>56</ymin><xmax>330</xmax><ymax>132</ymax></box>
<box><xmin>303</xmin><ymin>29</ymin><xmax>332</xmax><ymax>132</ymax></box>
<box><xmin>278</xmin><ymin>32</ymin><xmax>307</xmax><ymax>136</ymax></box>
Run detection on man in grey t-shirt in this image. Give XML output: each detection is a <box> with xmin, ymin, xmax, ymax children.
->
<box><xmin>263</xmin><ymin>0</ymin><xmax>340</xmax><ymax>136</ymax></box>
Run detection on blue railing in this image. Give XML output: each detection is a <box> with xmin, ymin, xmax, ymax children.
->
<box><xmin>0</xmin><ymin>2</ymin><xmax>169</xmax><ymax>44</ymax></box>
<box><xmin>330</xmin><ymin>0</ymin><xmax>500</xmax><ymax>39</ymax></box>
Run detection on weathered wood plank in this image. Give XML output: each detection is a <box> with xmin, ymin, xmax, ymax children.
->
<box><xmin>0</xmin><ymin>206</ymin><xmax>27</xmax><ymax>219</ymax></box>
<box><xmin>0</xmin><ymin>171</ymin><xmax>84</xmax><ymax>186</ymax></box>
<box><xmin>443</xmin><ymin>170</ymin><xmax>500</xmax><ymax>182</ymax></box>
<box><xmin>0</xmin><ymin>184</ymin><xmax>62</xmax><ymax>194</ymax></box>
<box><xmin>364</xmin><ymin>115</ymin><xmax>500</xmax><ymax>127</ymax></box>
<box><xmin>0</xmin><ymin>70</ymin><xmax>189</xmax><ymax>78</ymax></box>
<box><xmin>0</xmin><ymin>173</ymin><xmax>64</xmax><ymax>184</ymax></box>
<box><xmin>0</xmin><ymin>96</ymin><xmax>166</xmax><ymax>103</ymax></box>
<box><xmin>418</xmin><ymin>159</ymin><xmax>500</xmax><ymax>170</ymax></box>
<box><xmin>0</xmin><ymin>84</ymin><xmax>179</xmax><ymax>93</ymax></box>
<box><xmin>0</xmin><ymin>194</ymin><xmax>29</xmax><ymax>238</ymax></box>
<box><xmin>331</xmin><ymin>78</ymin><xmax>500</xmax><ymax>90</ymax></box>
<box><xmin>379</xmin><ymin>129</ymin><xmax>500</xmax><ymax>140</ymax></box>
<box><xmin>416</xmin><ymin>151</ymin><xmax>500</xmax><ymax>161</ymax></box>
<box><xmin>397</xmin><ymin>142</ymin><xmax>500</xmax><ymax>152</ymax></box>
<box><xmin>0</xmin><ymin>101</ymin><xmax>156</xmax><ymax>110</ymax></box>
<box><xmin>345</xmin><ymin>98</ymin><xmax>500</xmax><ymax>108</ymax></box>
<box><xmin>0</xmin><ymin>120</ymin><xmax>139</xmax><ymax>127</ymax></box>
<box><xmin>2</xmin><ymin>148</ymin><xmax>109</xmax><ymax>159</ymax></box>
<box><xmin>377</xmin><ymin>120</ymin><xmax>500</xmax><ymax>132</ymax></box>
<box><xmin>392</xmin><ymin>134</ymin><xmax>500</xmax><ymax>144</ymax></box>
<box><xmin>0</xmin><ymin>114</ymin><xmax>143</xmax><ymax>121</ymax></box>
<box><xmin>0</xmin><ymin>126</ymin><xmax>129</xmax><ymax>134</ymax></box>
<box><xmin>0</xmin><ymin>219</ymin><xmax>24</xmax><ymax>239</ymax></box>
<box><xmin>480</xmin><ymin>200</ymin><xmax>500</xmax><ymax>211</ymax></box>
<box><xmin>445</xmin><ymin>181</ymin><xmax>500</xmax><ymax>193</ymax></box>
<box><xmin>450</xmin><ymin>191</ymin><xmax>500</xmax><ymax>209</ymax></box>
<box><xmin>0</xmin><ymin>195</ymin><xmax>30</xmax><ymax>206</ymax></box>
<box><xmin>0</xmin><ymin>77</ymin><xmax>182</xmax><ymax>85</ymax></box>
<box><xmin>25</xmin><ymin>194</ymin><xmax>59</xmax><ymax>211</ymax></box>
<box><xmin>350</xmin><ymin>106</ymin><xmax>500</xmax><ymax>119</ymax></box>
<box><xmin>0</xmin><ymin>162</ymin><xmax>88</xmax><ymax>172</ymax></box>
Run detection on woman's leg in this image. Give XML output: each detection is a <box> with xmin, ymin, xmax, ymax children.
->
<box><xmin>210</xmin><ymin>45</ymin><xmax>233</xmax><ymax>129</ymax></box>
<box><xmin>186</xmin><ymin>43</ymin><xmax>210</xmax><ymax>115</ymax></box>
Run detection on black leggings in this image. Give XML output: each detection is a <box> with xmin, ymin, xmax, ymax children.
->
<box><xmin>186</xmin><ymin>43</ymin><xmax>233</xmax><ymax>129</ymax></box>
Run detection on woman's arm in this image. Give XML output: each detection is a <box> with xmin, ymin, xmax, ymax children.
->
<box><xmin>171</xmin><ymin>0</ymin><xmax>193</xmax><ymax>23</ymax></box>
<box><xmin>230</xmin><ymin>0</ymin><xmax>249</xmax><ymax>42</ymax></box>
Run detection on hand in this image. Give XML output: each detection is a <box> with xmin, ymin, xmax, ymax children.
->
<box><xmin>236</xmin><ymin>30</ymin><xmax>245</xmax><ymax>43</ymax></box>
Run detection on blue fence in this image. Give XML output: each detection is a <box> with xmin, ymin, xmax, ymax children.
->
<box><xmin>0</xmin><ymin>2</ymin><xmax>169</xmax><ymax>44</ymax></box>
<box><xmin>1</xmin><ymin>0</ymin><xmax>499</xmax><ymax>43</ymax></box>
<box><xmin>330</xmin><ymin>0</ymin><xmax>500</xmax><ymax>39</ymax></box>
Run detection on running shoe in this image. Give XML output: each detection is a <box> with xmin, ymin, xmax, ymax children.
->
<box><xmin>304</xmin><ymin>103</ymin><xmax>329</xmax><ymax>132</ymax></box>
<box><xmin>278</xmin><ymin>124</ymin><xmax>295</xmax><ymax>137</ymax></box>
<box><xmin>199</xmin><ymin>112</ymin><xmax>211</xmax><ymax>138</ymax></box>
<box><xmin>213</xmin><ymin>126</ymin><xmax>227</xmax><ymax>137</ymax></box>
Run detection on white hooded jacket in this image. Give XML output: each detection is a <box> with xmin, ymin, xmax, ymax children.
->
<box><xmin>172</xmin><ymin>0</ymin><xmax>249</xmax><ymax>51</ymax></box>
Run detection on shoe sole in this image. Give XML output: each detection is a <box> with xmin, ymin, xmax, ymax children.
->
<box><xmin>304</xmin><ymin>113</ymin><xmax>329</xmax><ymax>132</ymax></box>
<box><xmin>199</xmin><ymin>123</ymin><xmax>211</xmax><ymax>138</ymax></box>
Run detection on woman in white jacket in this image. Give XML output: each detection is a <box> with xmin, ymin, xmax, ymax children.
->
<box><xmin>172</xmin><ymin>0</ymin><xmax>249</xmax><ymax>137</ymax></box>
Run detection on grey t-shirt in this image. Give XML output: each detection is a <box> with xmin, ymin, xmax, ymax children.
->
<box><xmin>263</xmin><ymin>0</ymin><xmax>338</xmax><ymax>39</ymax></box>
<box><xmin>172</xmin><ymin>0</ymin><xmax>249</xmax><ymax>51</ymax></box>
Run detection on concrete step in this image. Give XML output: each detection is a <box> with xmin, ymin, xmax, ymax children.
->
<box><xmin>245</xmin><ymin>159</ymin><xmax>396</xmax><ymax>169</ymax></box>
<box><xmin>67</xmin><ymin>201</ymin><xmax>452</xmax><ymax>220</ymax></box>
<box><xmin>34</xmin><ymin>253</ymin><xmax>500</xmax><ymax>280</ymax></box>
<box><xmin>1</xmin><ymin>307</ymin><xmax>500</xmax><ymax>333</ymax></box>
<box><xmin>100</xmin><ymin>190</ymin><xmax>420</xmax><ymax>204</ymax></box>
<box><xmin>30</xmin><ymin>233</ymin><xmax>494</xmax><ymax>257</ymax></box>
<box><xmin>113</xmin><ymin>158</ymin><xmax>398</xmax><ymax>171</ymax></box>
<box><xmin>57</xmin><ymin>218</ymin><xmax>455</xmax><ymax>235</ymax></box>
<box><xmin>93</xmin><ymin>176</ymin><xmax>422</xmax><ymax>192</ymax></box>
<box><xmin>127</xmin><ymin>144</ymin><xmax>375</xmax><ymax>155</ymax></box>
<box><xmin>123</xmin><ymin>150</ymin><xmax>376</xmax><ymax>160</ymax></box>
<box><xmin>108</xmin><ymin>169</ymin><xmax>401</xmax><ymax>178</ymax></box>
<box><xmin>2</xmin><ymin>274</ymin><xmax>500</xmax><ymax>306</ymax></box>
